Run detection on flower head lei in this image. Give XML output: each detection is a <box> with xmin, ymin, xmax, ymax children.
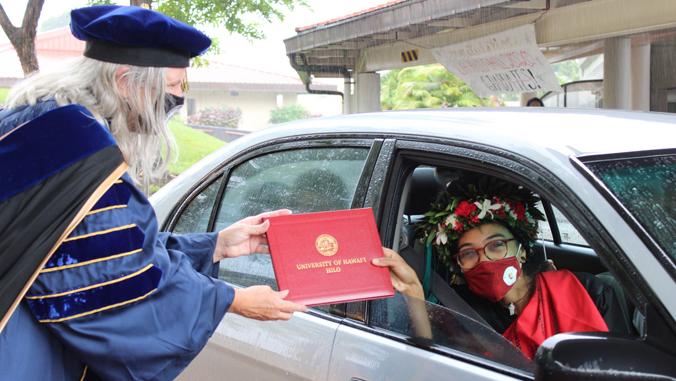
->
<box><xmin>421</xmin><ymin>175</ymin><xmax>546</xmax><ymax>269</ymax></box>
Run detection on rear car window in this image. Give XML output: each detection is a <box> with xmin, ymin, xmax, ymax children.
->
<box><xmin>582</xmin><ymin>152</ymin><xmax>676</xmax><ymax>260</ymax></box>
<box><xmin>536</xmin><ymin>203</ymin><xmax>589</xmax><ymax>246</ymax></box>
<box><xmin>214</xmin><ymin>147</ymin><xmax>370</xmax><ymax>290</ymax></box>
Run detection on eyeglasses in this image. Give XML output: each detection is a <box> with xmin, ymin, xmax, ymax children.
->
<box><xmin>455</xmin><ymin>238</ymin><xmax>517</xmax><ymax>269</ymax></box>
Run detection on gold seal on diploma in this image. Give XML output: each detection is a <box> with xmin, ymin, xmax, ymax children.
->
<box><xmin>315</xmin><ymin>234</ymin><xmax>338</xmax><ymax>256</ymax></box>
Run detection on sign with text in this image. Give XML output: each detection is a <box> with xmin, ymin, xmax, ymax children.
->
<box><xmin>431</xmin><ymin>24</ymin><xmax>562</xmax><ymax>97</ymax></box>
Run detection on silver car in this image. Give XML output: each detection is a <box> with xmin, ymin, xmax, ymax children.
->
<box><xmin>152</xmin><ymin>108</ymin><xmax>676</xmax><ymax>380</ymax></box>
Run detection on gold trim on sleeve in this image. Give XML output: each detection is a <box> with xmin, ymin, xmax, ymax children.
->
<box><xmin>86</xmin><ymin>204</ymin><xmax>127</xmax><ymax>216</ymax></box>
<box><xmin>26</xmin><ymin>263</ymin><xmax>154</xmax><ymax>300</ymax></box>
<box><xmin>39</xmin><ymin>248</ymin><xmax>143</xmax><ymax>273</ymax></box>
<box><xmin>63</xmin><ymin>223</ymin><xmax>136</xmax><ymax>242</ymax></box>
<box><xmin>37</xmin><ymin>289</ymin><xmax>157</xmax><ymax>323</ymax></box>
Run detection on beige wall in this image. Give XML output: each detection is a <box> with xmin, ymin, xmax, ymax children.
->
<box><xmin>180</xmin><ymin>89</ymin><xmax>299</xmax><ymax>131</ymax></box>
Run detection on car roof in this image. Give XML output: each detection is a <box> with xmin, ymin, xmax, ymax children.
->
<box><xmin>151</xmin><ymin>108</ymin><xmax>676</xmax><ymax>218</ymax></box>
<box><xmin>237</xmin><ymin>108</ymin><xmax>676</xmax><ymax>158</ymax></box>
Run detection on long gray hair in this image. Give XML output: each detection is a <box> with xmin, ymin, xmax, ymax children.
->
<box><xmin>6</xmin><ymin>56</ymin><xmax>176</xmax><ymax>194</ymax></box>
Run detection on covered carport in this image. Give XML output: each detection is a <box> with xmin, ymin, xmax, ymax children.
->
<box><xmin>284</xmin><ymin>0</ymin><xmax>676</xmax><ymax>113</ymax></box>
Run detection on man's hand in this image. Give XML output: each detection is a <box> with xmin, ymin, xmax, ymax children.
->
<box><xmin>228</xmin><ymin>286</ymin><xmax>308</xmax><ymax>321</ymax></box>
<box><xmin>372</xmin><ymin>248</ymin><xmax>425</xmax><ymax>300</ymax></box>
<box><xmin>213</xmin><ymin>209</ymin><xmax>291</xmax><ymax>263</ymax></box>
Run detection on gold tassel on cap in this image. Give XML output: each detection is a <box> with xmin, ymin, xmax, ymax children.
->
<box><xmin>181</xmin><ymin>70</ymin><xmax>189</xmax><ymax>92</ymax></box>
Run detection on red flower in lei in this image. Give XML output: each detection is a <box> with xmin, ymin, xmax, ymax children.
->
<box><xmin>511</xmin><ymin>201</ymin><xmax>527</xmax><ymax>221</ymax></box>
<box><xmin>454</xmin><ymin>201</ymin><xmax>477</xmax><ymax>217</ymax></box>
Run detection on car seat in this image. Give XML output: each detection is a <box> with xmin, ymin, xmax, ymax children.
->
<box><xmin>595</xmin><ymin>271</ymin><xmax>641</xmax><ymax>335</ymax></box>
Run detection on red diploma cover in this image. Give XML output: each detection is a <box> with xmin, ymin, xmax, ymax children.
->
<box><xmin>264</xmin><ymin>208</ymin><xmax>395</xmax><ymax>306</ymax></box>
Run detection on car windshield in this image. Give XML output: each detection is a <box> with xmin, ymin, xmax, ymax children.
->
<box><xmin>582</xmin><ymin>151</ymin><xmax>676</xmax><ymax>261</ymax></box>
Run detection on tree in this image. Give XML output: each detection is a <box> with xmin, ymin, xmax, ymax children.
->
<box><xmin>552</xmin><ymin>59</ymin><xmax>581</xmax><ymax>85</ymax></box>
<box><xmin>0</xmin><ymin>0</ymin><xmax>45</xmax><ymax>75</ymax></box>
<box><xmin>0</xmin><ymin>0</ymin><xmax>308</xmax><ymax>76</ymax></box>
<box><xmin>381</xmin><ymin>65</ymin><xmax>497</xmax><ymax>110</ymax></box>
<box><xmin>40</xmin><ymin>11</ymin><xmax>70</xmax><ymax>32</ymax></box>
<box><xmin>89</xmin><ymin>0</ymin><xmax>309</xmax><ymax>61</ymax></box>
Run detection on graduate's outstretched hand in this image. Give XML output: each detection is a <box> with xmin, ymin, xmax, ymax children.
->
<box><xmin>372</xmin><ymin>248</ymin><xmax>425</xmax><ymax>300</ymax></box>
<box><xmin>229</xmin><ymin>286</ymin><xmax>307</xmax><ymax>321</ymax></box>
<box><xmin>213</xmin><ymin>209</ymin><xmax>292</xmax><ymax>263</ymax></box>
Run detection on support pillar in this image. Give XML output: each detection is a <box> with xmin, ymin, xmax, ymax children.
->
<box><xmin>650</xmin><ymin>40</ymin><xmax>676</xmax><ymax>112</ymax></box>
<box><xmin>355</xmin><ymin>72</ymin><xmax>381</xmax><ymax>113</ymax></box>
<box><xmin>343</xmin><ymin>77</ymin><xmax>352</xmax><ymax>115</ymax></box>
<box><xmin>604</xmin><ymin>37</ymin><xmax>632</xmax><ymax>110</ymax></box>
<box><xmin>651</xmin><ymin>89</ymin><xmax>669</xmax><ymax>113</ymax></box>
<box><xmin>631</xmin><ymin>43</ymin><xmax>651</xmax><ymax>111</ymax></box>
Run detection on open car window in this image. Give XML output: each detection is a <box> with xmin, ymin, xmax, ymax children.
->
<box><xmin>381</xmin><ymin>160</ymin><xmax>643</xmax><ymax>374</ymax></box>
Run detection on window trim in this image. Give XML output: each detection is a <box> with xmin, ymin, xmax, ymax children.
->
<box><xmin>162</xmin><ymin>172</ymin><xmax>224</xmax><ymax>233</ymax></box>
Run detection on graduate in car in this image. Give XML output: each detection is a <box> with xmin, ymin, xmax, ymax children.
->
<box><xmin>374</xmin><ymin>172</ymin><xmax>632</xmax><ymax>359</ymax></box>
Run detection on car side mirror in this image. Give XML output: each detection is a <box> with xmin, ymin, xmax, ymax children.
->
<box><xmin>534</xmin><ymin>332</ymin><xmax>676</xmax><ymax>381</ymax></box>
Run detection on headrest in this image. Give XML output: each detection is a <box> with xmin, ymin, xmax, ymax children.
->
<box><xmin>404</xmin><ymin>167</ymin><xmax>444</xmax><ymax>216</ymax></box>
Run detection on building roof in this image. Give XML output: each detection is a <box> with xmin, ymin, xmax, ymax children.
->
<box><xmin>284</xmin><ymin>0</ymin><xmax>676</xmax><ymax>78</ymax></box>
<box><xmin>0</xmin><ymin>26</ymin><xmax>335</xmax><ymax>92</ymax></box>
<box><xmin>295</xmin><ymin>0</ymin><xmax>407</xmax><ymax>32</ymax></box>
<box><xmin>0</xmin><ymin>27</ymin><xmax>83</xmax><ymax>85</ymax></box>
<box><xmin>188</xmin><ymin>60</ymin><xmax>335</xmax><ymax>92</ymax></box>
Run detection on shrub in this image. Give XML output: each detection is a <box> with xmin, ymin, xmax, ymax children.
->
<box><xmin>187</xmin><ymin>105</ymin><xmax>242</xmax><ymax>128</ymax></box>
<box><xmin>269</xmin><ymin>103</ymin><xmax>310</xmax><ymax>124</ymax></box>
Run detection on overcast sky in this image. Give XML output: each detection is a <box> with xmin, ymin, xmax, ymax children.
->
<box><xmin>0</xmin><ymin>0</ymin><xmax>389</xmax><ymax>77</ymax></box>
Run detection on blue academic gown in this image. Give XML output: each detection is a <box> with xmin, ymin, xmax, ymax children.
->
<box><xmin>0</xmin><ymin>102</ymin><xmax>235</xmax><ymax>380</ymax></box>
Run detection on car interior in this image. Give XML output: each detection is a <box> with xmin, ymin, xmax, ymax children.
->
<box><xmin>394</xmin><ymin>165</ymin><xmax>641</xmax><ymax>337</ymax></box>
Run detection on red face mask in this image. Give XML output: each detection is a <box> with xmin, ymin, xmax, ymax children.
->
<box><xmin>463</xmin><ymin>255</ymin><xmax>522</xmax><ymax>302</ymax></box>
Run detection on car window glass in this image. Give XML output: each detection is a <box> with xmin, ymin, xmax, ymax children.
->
<box><xmin>370</xmin><ymin>294</ymin><xmax>533</xmax><ymax>373</ymax></box>
<box><xmin>584</xmin><ymin>153</ymin><xmax>676</xmax><ymax>260</ymax></box>
<box><xmin>172</xmin><ymin>177</ymin><xmax>221</xmax><ymax>235</ymax></box>
<box><xmin>214</xmin><ymin>147</ymin><xmax>370</xmax><ymax>306</ymax></box>
<box><xmin>536</xmin><ymin>203</ymin><xmax>589</xmax><ymax>246</ymax></box>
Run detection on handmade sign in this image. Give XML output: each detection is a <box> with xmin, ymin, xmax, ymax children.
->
<box><xmin>431</xmin><ymin>24</ymin><xmax>562</xmax><ymax>97</ymax></box>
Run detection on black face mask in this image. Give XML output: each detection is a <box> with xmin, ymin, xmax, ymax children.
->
<box><xmin>164</xmin><ymin>93</ymin><xmax>185</xmax><ymax>123</ymax></box>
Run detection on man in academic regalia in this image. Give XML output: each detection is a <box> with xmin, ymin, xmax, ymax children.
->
<box><xmin>0</xmin><ymin>6</ymin><xmax>306</xmax><ymax>380</ymax></box>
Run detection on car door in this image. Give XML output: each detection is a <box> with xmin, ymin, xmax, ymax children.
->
<box><xmin>328</xmin><ymin>137</ymin><xmax>676</xmax><ymax>381</ymax></box>
<box><xmin>167</xmin><ymin>138</ymin><xmax>382</xmax><ymax>380</ymax></box>
<box><xmin>326</xmin><ymin>139</ymin><xmax>533</xmax><ymax>381</ymax></box>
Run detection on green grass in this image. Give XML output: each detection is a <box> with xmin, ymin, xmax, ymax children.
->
<box><xmin>149</xmin><ymin>121</ymin><xmax>227</xmax><ymax>194</ymax></box>
<box><xmin>168</xmin><ymin>120</ymin><xmax>227</xmax><ymax>174</ymax></box>
<box><xmin>0</xmin><ymin>88</ymin><xmax>10</xmax><ymax>104</ymax></box>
